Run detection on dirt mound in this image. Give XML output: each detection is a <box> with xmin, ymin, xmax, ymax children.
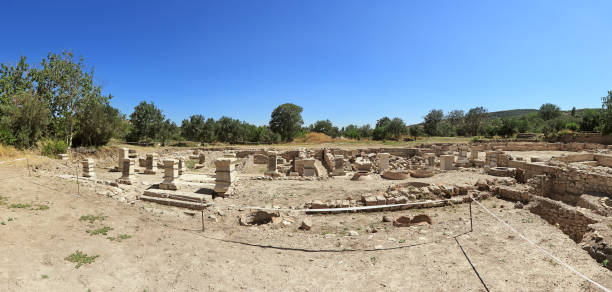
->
<box><xmin>293</xmin><ymin>132</ymin><xmax>335</xmax><ymax>143</ymax></box>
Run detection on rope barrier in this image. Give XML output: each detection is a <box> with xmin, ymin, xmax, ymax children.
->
<box><xmin>469</xmin><ymin>195</ymin><xmax>611</xmax><ymax>292</ymax></box>
<box><xmin>455</xmin><ymin>236</ymin><xmax>490</xmax><ymax>291</ymax></box>
<box><xmin>229</xmin><ymin>198</ymin><xmax>471</xmax><ymax>213</ymax></box>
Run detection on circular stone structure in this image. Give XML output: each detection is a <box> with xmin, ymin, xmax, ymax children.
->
<box><xmin>351</xmin><ymin>171</ymin><xmax>373</xmax><ymax>181</ymax></box>
<box><xmin>410</xmin><ymin>168</ymin><xmax>434</xmax><ymax>178</ymax></box>
<box><xmin>382</xmin><ymin>170</ymin><xmax>411</xmax><ymax>180</ymax></box>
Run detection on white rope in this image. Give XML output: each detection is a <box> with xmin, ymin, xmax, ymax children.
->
<box><xmin>470</xmin><ymin>195</ymin><xmax>610</xmax><ymax>292</ymax></box>
<box><xmin>0</xmin><ymin>158</ymin><xmax>25</xmax><ymax>165</ymax></box>
<box><xmin>231</xmin><ymin>198</ymin><xmax>461</xmax><ymax>213</ymax></box>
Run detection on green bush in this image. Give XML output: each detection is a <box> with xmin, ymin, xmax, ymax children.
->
<box><xmin>40</xmin><ymin>139</ymin><xmax>67</xmax><ymax>157</ymax></box>
<box><xmin>565</xmin><ymin>122</ymin><xmax>579</xmax><ymax>131</ymax></box>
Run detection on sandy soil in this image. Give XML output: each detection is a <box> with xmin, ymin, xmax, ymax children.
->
<box><xmin>1</xmin><ymin>154</ymin><xmax>611</xmax><ymax>291</ymax></box>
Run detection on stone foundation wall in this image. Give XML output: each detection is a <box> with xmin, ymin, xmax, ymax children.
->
<box><xmin>529</xmin><ymin>197</ymin><xmax>598</xmax><ymax>243</ymax></box>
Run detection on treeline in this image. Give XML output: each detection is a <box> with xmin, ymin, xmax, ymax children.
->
<box><xmin>2</xmin><ymin>52</ymin><xmax>612</xmax><ymax>150</ymax></box>
<box><xmin>417</xmin><ymin>100</ymin><xmax>612</xmax><ymax>138</ymax></box>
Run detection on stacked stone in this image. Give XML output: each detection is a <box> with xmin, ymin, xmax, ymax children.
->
<box><xmin>265</xmin><ymin>152</ymin><xmax>280</xmax><ymax>177</ymax></box>
<box><xmin>424</xmin><ymin>153</ymin><xmax>436</xmax><ymax>169</ymax></box>
<box><xmin>323</xmin><ymin>149</ymin><xmax>336</xmax><ymax>173</ymax></box>
<box><xmin>302</xmin><ymin>158</ymin><xmax>316</xmax><ymax>177</ymax></box>
<box><xmin>177</xmin><ymin>158</ymin><xmax>187</xmax><ymax>175</ymax></box>
<box><xmin>82</xmin><ymin>158</ymin><xmax>95</xmax><ymax>178</ymax></box>
<box><xmin>470</xmin><ymin>149</ymin><xmax>479</xmax><ymax>161</ymax></box>
<box><xmin>215</xmin><ymin>158</ymin><xmax>237</xmax><ymax>196</ymax></box>
<box><xmin>355</xmin><ymin>157</ymin><xmax>373</xmax><ymax>172</ymax></box>
<box><xmin>118</xmin><ymin>158</ymin><xmax>135</xmax><ymax>185</ymax></box>
<box><xmin>128</xmin><ymin>149</ymin><xmax>138</xmax><ymax>159</ymax></box>
<box><xmin>378</xmin><ymin>153</ymin><xmax>390</xmax><ymax>173</ymax></box>
<box><xmin>144</xmin><ymin>153</ymin><xmax>158</xmax><ymax>174</ymax></box>
<box><xmin>199</xmin><ymin>153</ymin><xmax>206</xmax><ymax>164</ymax></box>
<box><xmin>160</xmin><ymin>159</ymin><xmax>179</xmax><ymax>190</ymax></box>
<box><xmin>332</xmin><ymin>155</ymin><xmax>346</xmax><ymax>176</ymax></box>
<box><xmin>485</xmin><ymin>151</ymin><xmax>497</xmax><ymax>167</ymax></box>
<box><xmin>439</xmin><ymin>155</ymin><xmax>454</xmax><ymax>171</ymax></box>
<box><xmin>456</xmin><ymin>146</ymin><xmax>470</xmax><ymax>167</ymax></box>
<box><xmin>118</xmin><ymin>148</ymin><xmax>129</xmax><ymax>171</ymax></box>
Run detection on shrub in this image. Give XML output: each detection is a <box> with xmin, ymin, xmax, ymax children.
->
<box><xmin>565</xmin><ymin>122</ymin><xmax>579</xmax><ymax>131</ymax></box>
<box><xmin>40</xmin><ymin>139</ymin><xmax>67</xmax><ymax>157</ymax></box>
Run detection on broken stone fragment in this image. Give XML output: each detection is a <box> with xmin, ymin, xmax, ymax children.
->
<box><xmin>300</xmin><ymin>218</ymin><xmax>312</xmax><ymax>230</ymax></box>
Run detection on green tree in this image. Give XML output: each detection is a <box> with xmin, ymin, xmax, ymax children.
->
<box><xmin>0</xmin><ymin>56</ymin><xmax>33</xmax><ymax>109</ymax></box>
<box><xmin>423</xmin><ymin>109</ymin><xmax>443</xmax><ymax>136</ymax></box>
<box><xmin>0</xmin><ymin>91</ymin><xmax>49</xmax><ymax>148</ymax></box>
<box><xmin>465</xmin><ymin>107</ymin><xmax>488</xmax><ymax>136</ymax></box>
<box><xmin>409</xmin><ymin>125</ymin><xmax>424</xmax><ymax>138</ymax></box>
<box><xmin>72</xmin><ymin>94</ymin><xmax>124</xmax><ymax>146</ymax></box>
<box><xmin>580</xmin><ymin>109</ymin><xmax>600</xmax><ymax>132</ymax></box>
<box><xmin>538</xmin><ymin>103</ymin><xmax>561</xmax><ymax>121</ymax></box>
<box><xmin>128</xmin><ymin>101</ymin><xmax>164</xmax><ymax>142</ymax></box>
<box><xmin>159</xmin><ymin>119</ymin><xmax>179</xmax><ymax>146</ymax></box>
<box><xmin>269</xmin><ymin>103</ymin><xmax>304</xmax><ymax>142</ymax></box>
<box><xmin>342</xmin><ymin>124</ymin><xmax>361</xmax><ymax>140</ymax></box>
<box><xmin>497</xmin><ymin>118</ymin><xmax>518</xmax><ymax>137</ymax></box>
<box><xmin>373</xmin><ymin>117</ymin><xmax>391</xmax><ymax>140</ymax></box>
<box><xmin>31</xmin><ymin>51</ymin><xmax>101</xmax><ymax>147</ymax></box>
<box><xmin>571</xmin><ymin>107</ymin><xmax>576</xmax><ymax>117</ymax></box>
<box><xmin>385</xmin><ymin>118</ymin><xmax>407</xmax><ymax>139</ymax></box>
<box><xmin>310</xmin><ymin>119</ymin><xmax>340</xmax><ymax>137</ymax></box>
<box><xmin>602</xmin><ymin>91</ymin><xmax>612</xmax><ymax>135</ymax></box>
<box><xmin>181</xmin><ymin>114</ymin><xmax>206</xmax><ymax>142</ymax></box>
<box><xmin>358</xmin><ymin>124</ymin><xmax>372</xmax><ymax>139</ymax></box>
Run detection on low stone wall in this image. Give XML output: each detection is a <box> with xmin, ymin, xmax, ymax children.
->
<box><xmin>549</xmin><ymin>133</ymin><xmax>612</xmax><ymax>145</ymax></box>
<box><xmin>529</xmin><ymin>197</ymin><xmax>598</xmax><ymax>243</ymax></box>
<box><xmin>595</xmin><ymin>154</ymin><xmax>612</xmax><ymax>168</ymax></box>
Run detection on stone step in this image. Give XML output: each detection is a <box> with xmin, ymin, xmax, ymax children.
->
<box><xmin>139</xmin><ymin>195</ymin><xmax>211</xmax><ymax>210</ymax></box>
<box><xmin>143</xmin><ymin>189</ymin><xmax>213</xmax><ymax>204</ymax></box>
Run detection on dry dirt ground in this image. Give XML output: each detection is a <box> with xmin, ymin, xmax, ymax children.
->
<box><xmin>1</xmin><ymin>154</ymin><xmax>611</xmax><ymax>291</ymax></box>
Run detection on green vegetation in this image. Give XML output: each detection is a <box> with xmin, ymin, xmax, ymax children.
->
<box><xmin>269</xmin><ymin>103</ymin><xmax>304</xmax><ymax>142</ymax></box>
<box><xmin>9</xmin><ymin>203</ymin><xmax>31</xmax><ymax>209</ymax></box>
<box><xmin>79</xmin><ymin>214</ymin><xmax>106</xmax><ymax>223</ymax></box>
<box><xmin>0</xmin><ymin>52</ymin><xmax>125</xmax><ymax>148</ymax></box>
<box><xmin>64</xmin><ymin>251</ymin><xmax>99</xmax><ymax>268</ymax></box>
<box><xmin>41</xmin><ymin>274</ymin><xmax>49</xmax><ymax>279</ymax></box>
<box><xmin>40</xmin><ymin>139</ymin><xmax>67</xmax><ymax>157</ymax></box>
<box><xmin>2</xmin><ymin>52</ymin><xmax>611</xmax><ymax>148</ymax></box>
<box><xmin>108</xmin><ymin>234</ymin><xmax>132</xmax><ymax>242</ymax></box>
<box><xmin>86</xmin><ymin>226</ymin><xmax>113</xmax><ymax>236</ymax></box>
<box><xmin>602</xmin><ymin>259</ymin><xmax>609</xmax><ymax>268</ymax></box>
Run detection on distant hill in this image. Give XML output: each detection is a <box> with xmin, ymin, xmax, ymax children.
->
<box><xmin>488</xmin><ymin>109</ymin><xmax>538</xmax><ymax>119</ymax></box>
<box><xmin>487</xmin><ymin>108</ymin><xmax>600</xmax><ymax>120</ymax></box>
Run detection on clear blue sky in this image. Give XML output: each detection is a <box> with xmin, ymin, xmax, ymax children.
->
<box><xmin>2</xmin><ymin>0</ymin><xmax>611</xmax><ymax>126</ymax></box>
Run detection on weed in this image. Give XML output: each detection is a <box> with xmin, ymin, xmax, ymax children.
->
<box><xmin>108</xmin><ymin>234</ymin><xmax>132</xmax><ymax>242</ymax></box>
<box><xmin>86</xmin><ymin>226</ymin><xmax>113</xmax><ymax>236</ymax></box>
<box><xmin>41</xmin><ymin>274</ymin><xmax>49</xmax><ymax>279</ymax></box>
<box><xmin>34</xmin><ymin>204</ymin><xmax>49</xmax><ymax>210</ymax></box>
<box><xmin>370</xmin><ymin>256</ymin><xmax>377</xmax><ymax>265</ymax></box>
<box><xmin>0</xmin><ymin>195</ymin><xmax>7</xmax><ymax>205</ymax></box>
<box><xmin>521</xmin><ymin>218</ymin><xmax>533</xmax><ymax>223</ymax></box>
<box><xmin>398</xmin><ymin>239</ymin><xmax>406</xmax><ymax>243</ymax></box>
<box><xmin>7</xmin><ymin>217</ymin><xmax>13</xmax><ymax>221</ymax></box>
<box><xmin>491</xmin><ymin>204</ymin><xmax>497</xmax><ymax>208</ymax></box>
<box><xmin>602</xmin><ymin>259</ymin><xmax>609</xmax><ymax>268</ymax></box>
<box><xmin>9</xmin><ymin>203</ymin><xmax>31</xmax><ymax>209</ymax></box>
<box><xmin>64</xmin><ymin>251</ymin><xmax>99</xmax><ymax>268</ymax></box>
<box><xmin>79</xmin><ymin>215</ymin><xmax>106</xmax><ymax>223</ymax></box>
<box><xmin>1</xmin><ymin>222</ymin><xmax>5</xmax><ymax>225</ymax></box>
<box><xmin>186</xmin><ymin>159</ymin><xmax>198</xmax><ymax>169</ymax></box>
